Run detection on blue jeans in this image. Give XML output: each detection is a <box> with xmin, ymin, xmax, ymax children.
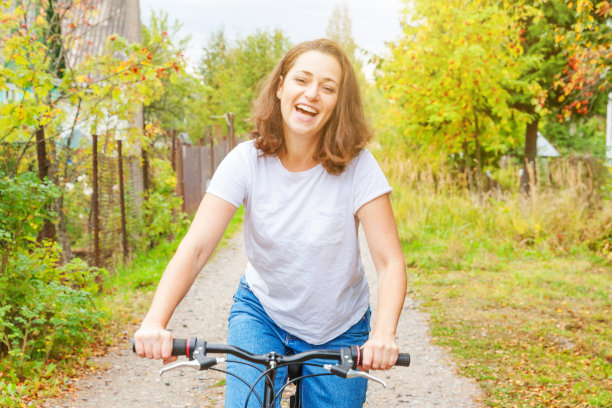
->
<box><xmin>226</xmin><ymin>276</ymin><xmax>370</xmax><ymax>408</ymax></box>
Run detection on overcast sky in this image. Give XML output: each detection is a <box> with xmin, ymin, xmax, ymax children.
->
<box><xmin>139</xmin><ymin>0</ymin><xmax>405</xmax><ymax>72</ymax></box>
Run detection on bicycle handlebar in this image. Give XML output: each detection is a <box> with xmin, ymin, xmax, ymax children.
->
<box><xmin>134</xmin><ymin>337</ymin><xmax>411</xmax><ymax>368</ymax></box>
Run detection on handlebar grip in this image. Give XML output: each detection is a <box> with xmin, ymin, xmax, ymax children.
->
<box><xmin>171</xmin><ymin>338</ymin><xmax>188</xmax><ymax>356</ymax></box>
<box><xmin>130</xmin><ymin>338</ymin><xmax>189</xmax><ymax>357</ymax></box>
<box><xmin>395</xmin><ymin>353</ymin><xmax>411</xmax><ymax>367</ymax></box>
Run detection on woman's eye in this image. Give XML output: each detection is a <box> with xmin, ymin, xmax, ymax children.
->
<box><xmin>324</xmin><ymin>87</ymin><xmax>336</xmax><ymax>93</ymax></box>
<box><xmin>295</xmin><ymin>77</ymin><xmax>306</xmax><ymax>83</ymax></box>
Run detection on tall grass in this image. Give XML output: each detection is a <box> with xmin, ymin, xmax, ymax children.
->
<box><xmin>380</xmin><ymin>152</ymin><xmax>612</xmax><ymax>269</ymax></box>
<box><xmin>378</xmin><ymin>150</ymin><xmax>612</xmax><ymax>407</ymax></box>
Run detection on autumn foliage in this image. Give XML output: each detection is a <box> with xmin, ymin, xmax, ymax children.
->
<box><xmin>376</xmin><ymin>0</ymin><xmax>611</xmax><ymax>174</ymax></box>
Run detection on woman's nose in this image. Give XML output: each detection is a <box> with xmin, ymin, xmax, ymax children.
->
<box><xmin>304</xmin><ymin>83</ymin><xmax>319</xmax><ymax>99</ymax></box>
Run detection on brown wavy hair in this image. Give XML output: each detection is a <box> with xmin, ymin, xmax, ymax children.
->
<box><xmin>250</xmin><ymin>39</ymin><xmax>372</xmax><ymax>175</ymax></box>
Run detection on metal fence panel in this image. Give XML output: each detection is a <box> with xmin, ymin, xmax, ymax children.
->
<box><xmin>182</xmin><ymin>146</ymin><xmax>204</xmax><ymax>214</ymax></box>
<box><xmin>213</xmin><ymin>139</ymin><xmax>227</xmax><ymax>171</ymax></box>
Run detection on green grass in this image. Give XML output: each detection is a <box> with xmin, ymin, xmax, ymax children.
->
<box><xmin>408</xmin><ymin>259</ymin><xmax>611</xmax><ymax>407</ymax></box>
<box><xmin>109</xmin><ymin>205</ymin><xmax>245</xmax><ymax>293</ymax></box>
<box><xmin>383</xmin><ymin>157</ymin><xmax>612</xmax><ymax>407</ymax></box>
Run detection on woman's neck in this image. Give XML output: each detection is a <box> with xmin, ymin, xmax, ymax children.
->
<box><xmin>279</xmin><ymin>134</ymin><xmax>320</xmax><ymax>172</ymax></box>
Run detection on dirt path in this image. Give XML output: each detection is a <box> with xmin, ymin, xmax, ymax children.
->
<box><xmin>43</xmin><ymin>230</ymin><xmax>483</xmax><ymax>408</ymax></box>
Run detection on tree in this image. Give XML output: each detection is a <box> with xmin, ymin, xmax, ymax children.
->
<box><xmin>199</xmin><ymin>29</ymin><xmax>291</xmax><ymax>135</ymax></box>
<box><xmin>326</xmin><ymin>4</ymin><xmax>360</xmax><ymax>70</ymax></box>
<box><xmin>377</xmin><ymin>0</ymin><xmax>531</xmax><ymax>190</ymax></box>
<box><xmin>142</xmin><ymin>10</ymin><xmax>207</xmax><ymax>138</ymax></box>
<box><xmin>506</xmin><ymin>0</ymin><xmax>612</xmax><ymax>191</ymax></box>
<box><xmin>325</xmin><ymin>4</ymin><xmax>371</xmax><ymax>113</ymax></box>
<box><xmin>0</xmin><ymin>0</ymin><xmax>181</xmax><ymax>259</ymax></box>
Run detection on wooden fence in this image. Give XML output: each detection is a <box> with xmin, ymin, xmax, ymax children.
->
<box><xmin>173</xmin><ymin>113</ymin><xmax>239</xmax><ymax>213</ymax></box>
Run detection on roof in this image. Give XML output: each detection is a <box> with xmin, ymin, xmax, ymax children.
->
<box><xmin>65</xmin><ymin>0</ymin><xmax>142</xmax><ymax>68</ymax></box>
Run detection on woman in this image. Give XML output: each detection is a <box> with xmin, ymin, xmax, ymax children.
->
<box><xmin>134</xmin><ymin>39</ymin><xmax>406</xmax><ymax>408</ymax></box>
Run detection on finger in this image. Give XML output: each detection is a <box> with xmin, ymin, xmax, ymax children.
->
<box><xmin>153</xmin><ymin>340</ymin><xmax>163</xmax><ymax>359</ymax></box>
<box><xmin>161</xmin><ymin>333</ymin><xmax>174</xmax><ymax>360</ymax></box>
<box><xmin>370</xmin><ymin>347</ymin><xmax>382</xmax><ymax>370</ymax></box>
<box><xmin>134</xmin><ymin>337</ymin><xmax>144</xmax><ymax>357</ymax></box>
<box><xmin>381</xmin><ymin>346</ymin><xmax>399</xmax><ymax>370</ymax></box>
<box><xmin>163</xmin><ymin>356</ymin><xmax>178</xmax><ymax>364</ymax></box>
<box><xmin>361</xmin><ymin>344</ymin><xmax>373</xmax><ymax>371</ymax></box>
<box><xmin>144</xmin><ymin>341</ymin><xmax>154</xmax><ymax>359</ymax></box>
<box><xmin>388</xmin><ymin>349</ymin><xmax>399</xmax><ymax>369</ymax></box>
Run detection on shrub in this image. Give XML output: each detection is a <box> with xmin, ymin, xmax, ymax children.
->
<box><xmin>0</xmin><ymin>172</ymin><xmax>105</xmax><ymax>405</ymax></box>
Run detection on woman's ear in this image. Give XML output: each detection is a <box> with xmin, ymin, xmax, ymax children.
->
<box><xmin>276</xmin><ymin>76</ymin><xmax>284</xmax><ymax>99</ymax></box>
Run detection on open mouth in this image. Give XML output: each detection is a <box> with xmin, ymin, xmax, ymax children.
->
<box><xmin>295</xmin><ymin>104</ymin><xmax>319</xmax><ymax>117</ymax></box>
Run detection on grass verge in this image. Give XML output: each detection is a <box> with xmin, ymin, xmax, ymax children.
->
<box><xmin>381</xmin><ymin>153</ymin><xmax>612</xmax><ymax>407</ymax></box>
<box><xmin>409</xmin><ymin>257</ymin><xmax>611</xmax><ymax>407</ymax></box>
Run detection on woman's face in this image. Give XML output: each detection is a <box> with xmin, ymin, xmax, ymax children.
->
<box><xmin>276</xmin><ymin>50</ymin><xmax>342</xmax><ymax>143</ymax></box>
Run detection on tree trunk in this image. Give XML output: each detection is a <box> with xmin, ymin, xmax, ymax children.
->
<box><xmin>36</xmin><ymin>127</ymin><xmax>56</xmax><ymax>241</ymax></box>
<box><xmin>1</xmin><ymin>253</ymin><xmax>8</xmax><ymax>277</ymax></box>
<box><xmin>521</xmin><ymin>118</ymin><xmax>539</xmax><ymax>194</ymax></box>
<box><xmin>473</xmin><ymin>109</ymin><xmax>483</xmax><ymax>195</ymax></box>
<box><xmin>142</xmin><ymin>118</ymin><xmax>150</xmax><ymax>200</ymax></box>
<box><xmin>463</xmin><ymin>140</ymin><xmax>474</xmax><ymax>192</ymax></box>
<box><xmin>475</xmin><ymin>135</ymin><xmax>483</xmax><ymax>195</ymax></box>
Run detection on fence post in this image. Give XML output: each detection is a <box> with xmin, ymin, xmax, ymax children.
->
<box><xmin>142</xmin><ymin>144</ymin><xmax>150</xmax><ymax>200</ymax></box>
<box><xmin>171</xmin><ymin>129</ymin><xmax>177</xmax><ymax>172</ymax></box>
<box><xmin>210</xmin><ymin>129</ymin><xmax>215</xmax><ymax>175</ymax></box>
<box><xmin>176</xmin><ymin>138</ymin><xmax>185</xmax><ymax>212</ymax></box>
<box><xmin>228</xmin><ymin>112</ymin><xmax>235</xmax><ymax>149</ymax></box>
<box><xmin>117</xmin><ymin>139</ymin><xmax>128</xmax><ymax>263</ymax></box>
<box><xmin>92</xmin><ymin>134</ymin><xmax>100</xmax><ymax>268</ymax></box>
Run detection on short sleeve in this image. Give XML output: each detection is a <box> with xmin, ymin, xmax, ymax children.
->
<box><xmin>352</xmin><ymin>149</ymin><xmax>392</xmax><ymax>214</ymax></box>
<box><xmin>206</xmin><ymin>141</ymin><xmax>252</xmax><ymax>208</ymax></box>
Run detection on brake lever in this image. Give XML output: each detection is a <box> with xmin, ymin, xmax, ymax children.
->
<box><xmin>160</xmin><ymin>360</ymin><xmax>201</xmax><ymax>376</ymax></box>
<box><xmin>322</xmin><ymin>364</ymin><xmax>387</xmax><ymax>388</ymax></box>
<box><xmin>159</xmin><ymin>357</ymin><xmax>225</xmax><ymax>376</ymax></box>
<box><xmin>345</xmin><ymin>369</ymin><xmax>387</xmax><ymax>387</ymax></box>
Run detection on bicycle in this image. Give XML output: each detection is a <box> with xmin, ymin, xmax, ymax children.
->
<box><xmin>133</xmin><ymin>337</ymin><xmax>410</xmax><ymax>408</ymax></box>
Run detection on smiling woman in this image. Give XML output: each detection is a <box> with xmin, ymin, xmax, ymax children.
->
<box><xmin>134</xmin><ymin>38</ymin><xmax>407</xmax><ymax>408</ymax></box>
<box><xmin>276</xmin><ymin>51</ymin><xmax>341</xmax><ymax>170</ymax></box>
<box><xmin>252</xmin><ymin>39</ymin><xmax>371</xmax><ymax>175</ymax></box>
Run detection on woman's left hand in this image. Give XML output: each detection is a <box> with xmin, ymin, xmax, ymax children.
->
<box><xmin>359</xmin><ymin>332</ymin><xmax>399</xmax><ymax>371</ymax></box>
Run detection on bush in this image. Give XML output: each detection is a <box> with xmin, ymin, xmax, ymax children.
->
<box><xmin>0</xmin><ymin>173</ymin><xmax>105</xmax><ymax>405</ymax></box>
<box><xmin>141</xmin><ymin>157</ymin><xmax>186</xmax><ymax>249</ymax></box>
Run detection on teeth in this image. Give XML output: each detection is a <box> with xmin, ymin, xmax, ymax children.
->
<box><xmin>296</xmin><ymin>104</ymin><xmax>318</xmax><ymax>114</ymax></box>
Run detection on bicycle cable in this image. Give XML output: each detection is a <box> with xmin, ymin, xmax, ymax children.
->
<box><xmin>224</xmin><ymin>358</ymin><xmax>276</xmax><ymax>391</ymax></box>
<box><xmin>208</xmin><ymin>367</ymin><xmax>264</xmax><ymax>408</ymax></box>
<box><xmin>273</xmin><ymin>372</ymin><xmax>334</xmax><ymax>405</ymax></box>
<box><xmin>243</xmin><ymin>362</ymin><xmax>329</xmax><ymax>408</ymax></box>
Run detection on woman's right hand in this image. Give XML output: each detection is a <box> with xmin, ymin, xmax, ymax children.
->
<box><xmin>134</xmin><ymin>323</ymin><xmax>177</xmax><ymax>364</ymax></box>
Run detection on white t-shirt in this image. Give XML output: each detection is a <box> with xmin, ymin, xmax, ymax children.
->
<box><xmin>207</xmin><ymin>140</ymin><xmax>392</xmax><ymax>344</ymax></box>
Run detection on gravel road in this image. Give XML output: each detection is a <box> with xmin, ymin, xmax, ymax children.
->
<box><xmin>42</xmin><ymin>230</ymin><xmax>483</xmax><ymax>408</ymax></box>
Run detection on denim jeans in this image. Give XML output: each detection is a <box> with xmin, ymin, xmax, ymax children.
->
<box><xmin>225</xmin><ymin>276</ymin><xmax>370</xmax><ymax>408</ymax></box>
